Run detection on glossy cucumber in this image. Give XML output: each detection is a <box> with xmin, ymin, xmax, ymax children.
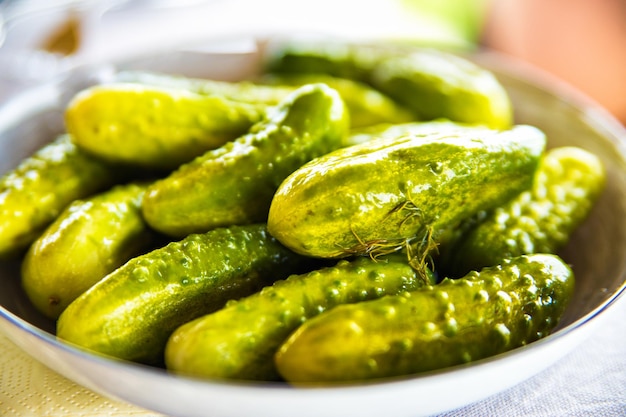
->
<box><xmin>21</xmin><ymin>182</ymin><xmax>156</xmax><ymax>319</ymax></box>
<box><xmin>370</xmin><ymin>50</ymin><xmax>512</xmax><ymax>129</ymax></box>
<box><xmin>275</xmin><ymin>253</ymin><xmax>575</xmax><ymax>383</ymax></box>
<box><xmin>165</xmin><ymin>254</ymin><xmax>427</xmax><ymax>381</ymax></box>
<box><xmin>267</xmin><ymin>42</ymin><xmax>512</xmax><ymax>129</ymax></box>
<box><xmin>442</xmin><ymin>146</ymin><xmax>606</xmax><ymax>276</ymax></box>
<box><xmin>260</xmin><ymin>73</ymin><xmax>414</xmax><ymax>128</ymax></box>
<box><xmin>0</xmin><ymin>134</ymin><xmax>125</xmax><ymax>259</ymax></box>
<box><xmin>56</xmin><ymin>224</ymin><xmax>311</xmax><ymax>365</ymax></box>
<box><xmin>65</xmin><ymin>83</ymin><xmax>267</xmax><ymax>169</ymax></box>
<box><xmin>118</xmin><ymin>71</ymin><xmax>412</xmax><ymax>129</ymax></box>
<box><xmin>267</xmin><ymin>125</ymin><xmax>546</xmax><ymax>264</ymax></box>
<box><xmin>142</xmin><ymin>83</ymin><xmax>349</xmax><ymax>238</ymax></box>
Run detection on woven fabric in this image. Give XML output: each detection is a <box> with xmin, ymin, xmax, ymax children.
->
<box><xmin>441</xmin><ymin>295</ymin><xmax>626</xmax><ymax>417</ymax></box>
<box><xmin>0</xmin><ymin>333</ymin><xmax>163</xmax><ymax>417</ymax></box>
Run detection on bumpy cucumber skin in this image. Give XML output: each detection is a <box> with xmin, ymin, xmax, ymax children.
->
<box><xmin>56</xmin><ymin>224</ymin><xmax>310</xmax><ymax>365</ymax></box>
<box><xmin>267</xmin><ymin>125</ymin><xmax>546</xmax><ymax>259</ymax></box>
<box><xmin>21</xmin><ymin>182</ymin><xmax>154</xmax><ymax>319</ymax></box>
<box><xmin>142</xmin><ymin>83</ymin><xmax>350</xmax><ymax>237</ymax></box>
<box><xmin>65</xmin><ymin>83</ymin><xmax>266</xmax><ymax>169</ymax></box>
<box><xmin>0</xmin><ymin>134</ymin><xmax>124</xmax><ymax>259</ymax></box>
<box><xmin>444</xmin><ymin>147</ymin><xmax>606</xmax><ymax>276</ymax></box>
<box><xmin>267</xmin><ymin>43</ymin><xmax>512</xmax><ymax>129</ymax></box>
<box><xmin>260</xmin><ymin>74</ymin><xmax>414</xmax><ymax>128</ymax></box>
<box><xmin>165</xmin><ymin>255</ymin><xmax>425</xmax><ymax>381</ymax></box>
<box><xmin>275</xmin><ymin>253</ymin><xmax>575</xmax><ymax>383</ymax></box>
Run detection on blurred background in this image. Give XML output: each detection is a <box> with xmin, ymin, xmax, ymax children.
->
<box><xmin>0</xmin><ymin>0</ymin><xmax>624</xmax><ymax>123</ymax></box>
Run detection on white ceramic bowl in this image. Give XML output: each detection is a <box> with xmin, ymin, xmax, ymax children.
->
<box><xmin>1</xmin><ymin>39</ymin><xmax>625</xmax><ymax>417</ymax></box>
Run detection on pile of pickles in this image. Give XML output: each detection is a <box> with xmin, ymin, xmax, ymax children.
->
<box><xmin>0</xmin><ymin>42</ymin><xmax>605</xmax><ymax>384</ymax></box>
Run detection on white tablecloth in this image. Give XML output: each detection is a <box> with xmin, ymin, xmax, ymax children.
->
<box><xmin>1</xmin><ymin>294</ymin><xmax>624</xmax><ymax>417</ymax></box>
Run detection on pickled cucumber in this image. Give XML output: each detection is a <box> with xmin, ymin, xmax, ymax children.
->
<box><xmin>65</xmin><ymin>83</ymin><xmax>267</xmax><ymax>169</ymax></box>
<box><xmin>267</xmin><ymin>125</ymin><xmax>546</xmax><ymax>265</ymax></box>
<box><xmin>56</xmin><ymin>224</ymin><xmax>312</xmax><ymax>365</ymax></box>
<box><xmin>442</xmin><ymin>146</ymin><xmax>606</xmax><ymax>276</ymax></box>
<box><xmin>267</xmin><ymin>42</ymin><xmax>512</xmax><ymax>129</ymax></box>
<box><xmin>259</xmin><ymin>73</ymin><xmax>414</xmax><ymax>128</ymax></box>
<box><xmin>0</xmin><ymin>134</ymin><xmax>126</xmax><ymax>259</ymax></box>
<box><xmin>21</xmin><ymin>182</ymin><xmax>156</xmax><ymax>319</ymax></box>
<box><xmin>275</xmin><ymin>253</ymin><xmax>575</xmax><ymax>383</ymax></box>
<box><xmin>142</xmin><ymin>83</ymin><xmax>349</xmax><ymax>237</ymax></box>
<box><xmin>165</xmin><ymin>255</ymin><xmax>427</xmax><ymax>381</ymax></box>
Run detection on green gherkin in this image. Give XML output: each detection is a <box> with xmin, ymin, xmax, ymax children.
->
<box><xmin>259</xmin><ymin>73</ymin><xmax>414</xmax><ymax>129</ymax></box>
<box><xmin>165</xmin><ymin>255</ymin><xmax>428</xmax><ymax>381</ymax></box>
<box><xmin>21</xmin><ymin>182</ymin><xmax>156</xmax><ymax>319</ymax></box>
<box><xmin>443</xmin><ymin>146</ymin><xmax>605</xmax><ymax>276</ymax></box>
<box><xmin>0</xmin><ymin>134</ymin><xmax>126</xmax><ymax>259</ymax></box>
<box><xmin>65</xmin><ymin>83</ymin><xmax>267</xmax><ymax>170</ymax></box>
<box><xmin>56</xmin><ymin>224</ymin><xmax>312</xmax><ymax>365</ymax></box>
<box><xmin>142</xmin><ymin>83</ymin><xmax>350</xmax><ymax>238</ymax></box>
<box><xmin>268</xmin><ymin>125</ymin><xmax>546</xmax><ymax>263</ymax></box>
<box><xmin>267</xmin><ymin>42</ymin><xmax>513</xmax><ymax>129</ymax></box>
<box><xmin>118</xmin><ymin>71</ymin><xmax>412</xmax><ymax>129</ymax></box>
<box><xmin>275</xmin><ymin>253</ymin><xmax>575</xmax><ymax>384</ymax></box>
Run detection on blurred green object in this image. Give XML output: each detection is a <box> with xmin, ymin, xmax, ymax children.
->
<box><xmin>401</xmin><ymin>0</ymin><xmax>491</xmax><ymax>49</ymax></box>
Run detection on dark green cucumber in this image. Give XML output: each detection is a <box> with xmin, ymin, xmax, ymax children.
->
<box><xmin>442</xmin><ymin>146</ymin><xmax>606</xmax><ymax>276</ymax></box>
<box><xmin>21</xmin><ymin>182</ymin><xmax>156</xmax><ymax>319</ymax></box>
<box><xmin>142</xmin><ymin>83</ymin><xmax>349</xmax><ymax>237</ymax></box>
<box><xmin>0</xmin><ymin>134</ymin><xmax>126</xmax><ymax>259</ymax></box>
<box><xmin>267</xmin><ymin>42</ymin><xmax>512</xmax><ymax>129</ymax></box>
<box><xmin>56</xmin><ymin>224</ymin><xmax>311</xmax><ymax>365</ymax></box>
<box><xmin>165</xmin><ymin>255</ymin><xmax>427</xmax><ymax>381</ymax></box>
<box><xmin>65</xmin><ymin>83</ymin><xmax>267</xmax><ymax>169</ymax></box>
<box><xmin>268</xmin><ymin>125</ymin><xmax>546</xmax><ymax>263</ymax></box>
<box><xmin>275</xmin><ymin>253</ymin><xmax>575</xmax><ymax>383</ymax></box>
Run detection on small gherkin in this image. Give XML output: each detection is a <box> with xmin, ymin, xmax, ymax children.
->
<box><xmin>442</xmin><ymin>146</ymin><xmax>605</xmax><ymax>277</ymax></box>
<box><xmin>56</xmin><ymin>224</ymin><xmax>312</xmax><ymax>365</ymax></box>
<box><xmin>165</xmin><ymin>254</ymin><xmax>428</xmax><ymax>381</ymax></box>
<box><xmin>275</xmin><ymin>253</ymin><xmax>574</xmax><ymax>383</ymax></box>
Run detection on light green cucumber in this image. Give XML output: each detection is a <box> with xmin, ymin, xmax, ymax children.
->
<box><xmin>21</xmin><ymin>182</ymin><xmax>156</xmax><ymax>319</ymax></box>
<box><xmin>65</xmin><ymin>83</ymin><xmax>267</xmax><ymax>169</ymax></box>
<box><xmin>267</xmin><ymin>125</ymin><xmax>546</xmax><ymax>264</ymax></box>
<box><xmin>142</xmin><ymin>83</ymin><xmax>349</xmax><ymax>238</ymax></box>
<box><xmin>56</xmin><ymin>224</ymin><xmax>312</xmax><ymax>365</ymax></box>
<box><xmin>165</xmin><ymin>254</ymin><xmax>427</xmax><ymax>381</ymax></box>
<box><xmin>275</xmin><ymin>253</ymin><xmax>575</xmax><ymax>383</ymax></box>
<box><xmin>0</xmin><ymin>134</ymin><xmax>127</xmax><ymax>259</ymax></box>
<box><xmin>118</xmin><ymin>71</ymin><xmax>412</xmax><ymax>129</ymax></box>
<box><xmin>442</xmin><ymin>146</ymin><xmax>606</xmax><ymax>276</ymax></box>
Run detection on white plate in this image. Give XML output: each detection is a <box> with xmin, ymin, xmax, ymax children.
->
<box><xmin>1</xmin><ymin>39</ymin><xmax>625</xmax><ymax>417</ymax></box>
